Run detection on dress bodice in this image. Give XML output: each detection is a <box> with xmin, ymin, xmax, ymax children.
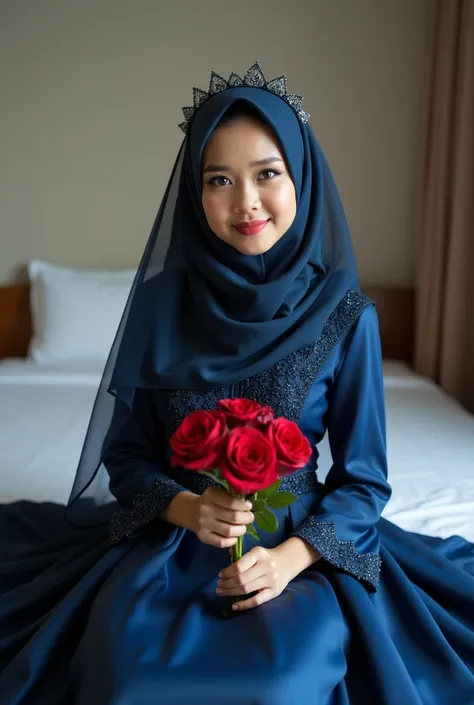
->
<box><xmin>151</xmin><ymin>289</ymin><xmax>371</xmax><ymax>443</ymax></box>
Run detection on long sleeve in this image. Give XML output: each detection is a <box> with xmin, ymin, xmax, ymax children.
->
<box><xmin>102</xmin><ymin>389</ymin><xmax>187</xmax><ymax>544</ymax></box>
<box><xmin>292</xmin><ymin>305</ymin><xmax>392</xmax><ymax>592</ymax></box>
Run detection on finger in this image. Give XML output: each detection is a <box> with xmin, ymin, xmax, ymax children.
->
<box><xmin>206</xmin><ymin>533</ymin><xmax>238</xmax><ymax>549</ymax></box>
<box><xmin>210</xmin><ymin>505</ymin><xmax>255</xmax><ymax>526</ymax></box>
<box><xmin>210</xmin><ymin>519</ymin><xmax>248</xmax><ymax>539</ymax></box>
<box><xmin>217</xmin><ymin>571</ymin><xmax>266</xmax><ymax>596</ymax></box>
<box><xmin>218</xmin><ymin>547</ymin><xmax>259</xmax><ymax>580</ymax></box>
<box><xmin>209</xmin><ymin>488</ymin><xmax>252</xmax><ymax>512</ymax></box>
<box><xmin>232</xmin><ymin>588</ymin><xmax>274</xmax><ymax>612</ymax></box>
<box><xmin>217</xmin><ymin>563</ymin><xmax>264</xmax><ymax>590</ymax></box>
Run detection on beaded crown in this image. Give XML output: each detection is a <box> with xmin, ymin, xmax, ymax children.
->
<box><xmin>178</xmin><ymin>61</ymin><xmax>309</xmax><ymax>134</ymax></box>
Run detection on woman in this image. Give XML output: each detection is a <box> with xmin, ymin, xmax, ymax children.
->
<box><xmin>1</xmin><ymin>62</ymin><xmax>473</xmax><ymax>704</ymax></box>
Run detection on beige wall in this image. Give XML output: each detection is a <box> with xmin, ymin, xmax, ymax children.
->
<box><xmin>1</xmin><ymin>0</ymin><xmax>434</xmax><ymax>285</ymax></box>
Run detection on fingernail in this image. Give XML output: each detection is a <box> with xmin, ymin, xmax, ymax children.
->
<box><xmin>246</xmin><ymin>501</ymin><xmax>252</xmax><ymax>509</ymax></box>
<box><xmin>249</xmin><ymin>513</ymin><xmax>255</xmax><ymax>521</ymax></box>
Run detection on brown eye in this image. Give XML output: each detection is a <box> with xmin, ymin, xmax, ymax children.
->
<box><xmin>207</xmin><ymin>175</ymin><xmax>231</xmax><ymax>187</ymax></box>
<box><xmin>258</xmin><ymin>168</ymin><xmax>282</xmax><ymax>181</ymax></box>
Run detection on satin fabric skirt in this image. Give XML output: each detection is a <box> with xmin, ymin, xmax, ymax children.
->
<box><xmin>1</xmin><ymin>489</ymin><xmax>473</xmax><ymax>705</ymax></box>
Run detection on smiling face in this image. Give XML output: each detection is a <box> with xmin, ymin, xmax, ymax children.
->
<box><xmin>201</xmin><ymin>112</ymin><xmax>297</xmax><ymax>256</ymax></box>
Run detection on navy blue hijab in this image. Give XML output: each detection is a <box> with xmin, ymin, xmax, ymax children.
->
<box><xmin>113</xmin><ymin>87</ymin><xmax>358</xmax><ymax>394</ymax></box>
<box><xmin>66</xmin><ymin>84</ymin><xmax>359</xmax><ymax>523</ymax></box>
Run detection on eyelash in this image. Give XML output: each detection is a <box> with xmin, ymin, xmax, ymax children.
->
<box><xmin>205</xmin><ymin>168</ymin><xmax>283</xmax><ymax>187</ymax></box>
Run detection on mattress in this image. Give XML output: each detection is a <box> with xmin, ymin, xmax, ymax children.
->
<box><xmin>1</xmin><ymin>358</ymin><xmax>473</xmax><ymax>541</ymax></box>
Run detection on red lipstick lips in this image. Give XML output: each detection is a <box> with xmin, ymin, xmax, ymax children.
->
<box><xmin>233</xmin><ymin>219</ymin><xmax>270</xmax><ymax>236</ymax></box>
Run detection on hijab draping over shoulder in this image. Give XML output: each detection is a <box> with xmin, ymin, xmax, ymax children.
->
<box><xmin>66</xmin><ymin>63</ymin><xmax>359</xmax><ymax>525</ymax></box>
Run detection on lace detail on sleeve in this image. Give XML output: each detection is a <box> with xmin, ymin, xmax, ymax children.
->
<box><xmin>109</xmin><ymin>477</ymin><xmax>185</xmax><ymax>545</ymax></box>
<box><xmin>292</xmin><ymin>517</ymin><xmax>381</xmax><ymax>592</ymax></box>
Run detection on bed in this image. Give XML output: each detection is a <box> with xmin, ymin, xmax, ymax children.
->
<box><xmin>1</xmin><ymin>281</ymin><xmax>473</xmax><ymax>541</ymax></box>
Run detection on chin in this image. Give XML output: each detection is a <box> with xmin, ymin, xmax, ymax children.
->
<box><xmin>229</xmin><ymin>234</ymin><xmax>278</xmax><ymax>256</ymax></box>
<box><xmin>232</xmin><ymin>241</ymin><xmax>272</xmax><ymax>256</ymax></box>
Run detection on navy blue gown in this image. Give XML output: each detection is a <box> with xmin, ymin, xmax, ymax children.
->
<box><xmin>1</xmin><ymin>292</ymin><xmax>473</xmax><ymax>704</ymax></box>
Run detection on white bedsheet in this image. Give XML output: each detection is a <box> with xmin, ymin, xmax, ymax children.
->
<box><xmin>0</xmin><ymin>360</ymin><xmax>102</xmax><ymax>505</ymax></box>
<box><xmin>1</xmin><ymin>358</ymin><xmax>473</xmax><ymax>541</ymax></box>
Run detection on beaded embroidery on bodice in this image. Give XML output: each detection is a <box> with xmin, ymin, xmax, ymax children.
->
<box><xmin>153</xmin><ymin>289</ymin><xmax>371</xmax><ymax>438</ymax></box>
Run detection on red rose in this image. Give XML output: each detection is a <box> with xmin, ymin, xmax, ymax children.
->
<box><xmin>217</xmin><ymin>398</ymin><xmax>275</xmax><ymax>429</ymax></box>
<box><xmin>170</xmin><ymin>410</ymin><xmax>228</xmax><ymax>471</ymax></box>
<box><xmin>268</xmin><ymin>418</ymin><xmax>312</xmax><ymax>475</ymax></box>
<box><xmin>220</xmin><ymin>427</ymin><xmax>278</xmax><ymax>495</ymax></box>
<box><xmin>255</xmin><ymin>405</ymin><xmax>275</xmax><ymax>428</ymax></box>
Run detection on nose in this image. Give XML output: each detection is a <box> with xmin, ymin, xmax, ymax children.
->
<box><xmin>233</xmin><ymin>181</ymin><xmax>262</xmax><ymax>214</ymax></box>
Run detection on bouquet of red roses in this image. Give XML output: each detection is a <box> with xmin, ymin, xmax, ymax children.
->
<box><xmin>169</xmin><ymin>398</ymin><xmax>312</xmax><ymax>570</ymax></box>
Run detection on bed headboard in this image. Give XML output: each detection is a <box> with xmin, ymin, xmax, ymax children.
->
<box><xmin>0</xmin><ymin>285</ymin><xmax>32</xmax><ymax>360</ymax></box>
<box><xmin>363</xmin><ymin>285</ymin><xmax>414</xmax><ymax>364</ymax></box>
<box><xmin>0</xmin><ymin>283</ymin><xmax>415</xmax><ymax>364</ymax></box>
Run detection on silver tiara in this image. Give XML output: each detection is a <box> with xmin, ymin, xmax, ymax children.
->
<box><xmin>178</xmin><ymin>61</ymin><xmax>310</xmax><ymax>134</ymax></box>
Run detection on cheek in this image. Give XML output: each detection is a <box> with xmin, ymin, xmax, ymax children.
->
<box><xmin>269</xmin><ymin>183</ymin><xmax>297</xmax><ymax>225</ymax></box>
<box><xmin>202</xmin><ymin>192</ymin><xmax>225</xmax><ymax>229</ymax></box>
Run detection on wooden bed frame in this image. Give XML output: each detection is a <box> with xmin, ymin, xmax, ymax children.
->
<box><xmin>0</xmin><ymin>283</ymin><xmax>415</xmax><ymax>364</ymax></box>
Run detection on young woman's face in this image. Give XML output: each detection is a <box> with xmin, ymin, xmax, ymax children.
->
<box><xmin>201</xmin><ymin>116</ymin><xmax>297</xmax><ymax>256</ymax></box>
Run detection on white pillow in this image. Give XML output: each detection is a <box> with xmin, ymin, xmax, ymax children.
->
<box><xmin>28</xmin><ymin>261</ymin><xmax>136</xmax><ymax>365</ymax></box>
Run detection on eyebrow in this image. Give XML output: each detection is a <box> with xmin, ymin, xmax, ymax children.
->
<box><xmin>202</xmin><ymin>157</ymin><xmax>284</xmax><ymax>174</ymax></box>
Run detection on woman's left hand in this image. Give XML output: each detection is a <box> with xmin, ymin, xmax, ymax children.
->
<box><xmin>216</xmin><ymin>545</ymin><xmax>294</xmax><ymax>612</ymax></box>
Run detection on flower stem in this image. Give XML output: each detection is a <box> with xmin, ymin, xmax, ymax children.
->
<box><xmin>222</xmin><ymin>534</ymin><xmax>245</xmax><ymax>618</ymax></box>
<box><xmin>231</xmin><ymin>535</ymin><xmax>245</xmax><ymax>605</ymax></box>
<box><xmin>233</xmin><ymin>535</ymin><xmax>243</xmax><ymax>562</ymax></box>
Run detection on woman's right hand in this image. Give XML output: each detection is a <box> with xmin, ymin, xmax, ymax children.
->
<box><xmin>192</xmin><ymin>487</ymin><xmax>254</xmax><ymax>548</ymax></box>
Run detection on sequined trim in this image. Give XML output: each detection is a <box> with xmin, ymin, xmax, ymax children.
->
<box><xmin>292</xmin><ymin>517</ymin><xmax>381</xmax><ymax>592</ymax></box>
<box><xmin>240</xmin><ymin>290</ymin><xmax>372</xmax><ymax>423</ymax></box>
<box><xmin>305</xmin><ymin>289</ymin><xmax>373</xmax><ymax>384</ymax></box>
<box><xmin>109</xmin><ymin>477</ymin><xmax>185</xmax><ymax>545</ymax></box>
<box><xmin>171</xmin><ymin>467</ymin><xmax>319</xmax><ymax>496</ymax></box>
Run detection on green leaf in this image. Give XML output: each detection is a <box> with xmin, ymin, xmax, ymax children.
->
<box><xmin>255</xmin><ymin>507</ymin><xmax>279</xmax><ymax>533</ymax></box>
<box><xmin>256</xmin><ymin>479</ymin><xmax>281</xmax><ymax>501</ymax></box>
<box><xmin>266</xmin><ymin>491</ymin><xmax>299</xmax><ymax>509</ymax></box>
<box><xmin>251</xmin><ymin>499</ymin><xmax>266</xmax><ymax>513</ymax></box>
<box><xmin>197</xmin><ymin>470</ymin><xmax>230</xmax><ymax>491</ymax></box>
<box><xmin>246</xmin><ymin>523</ymin><xmax>260</xmax><ymax>542</ymax></box>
